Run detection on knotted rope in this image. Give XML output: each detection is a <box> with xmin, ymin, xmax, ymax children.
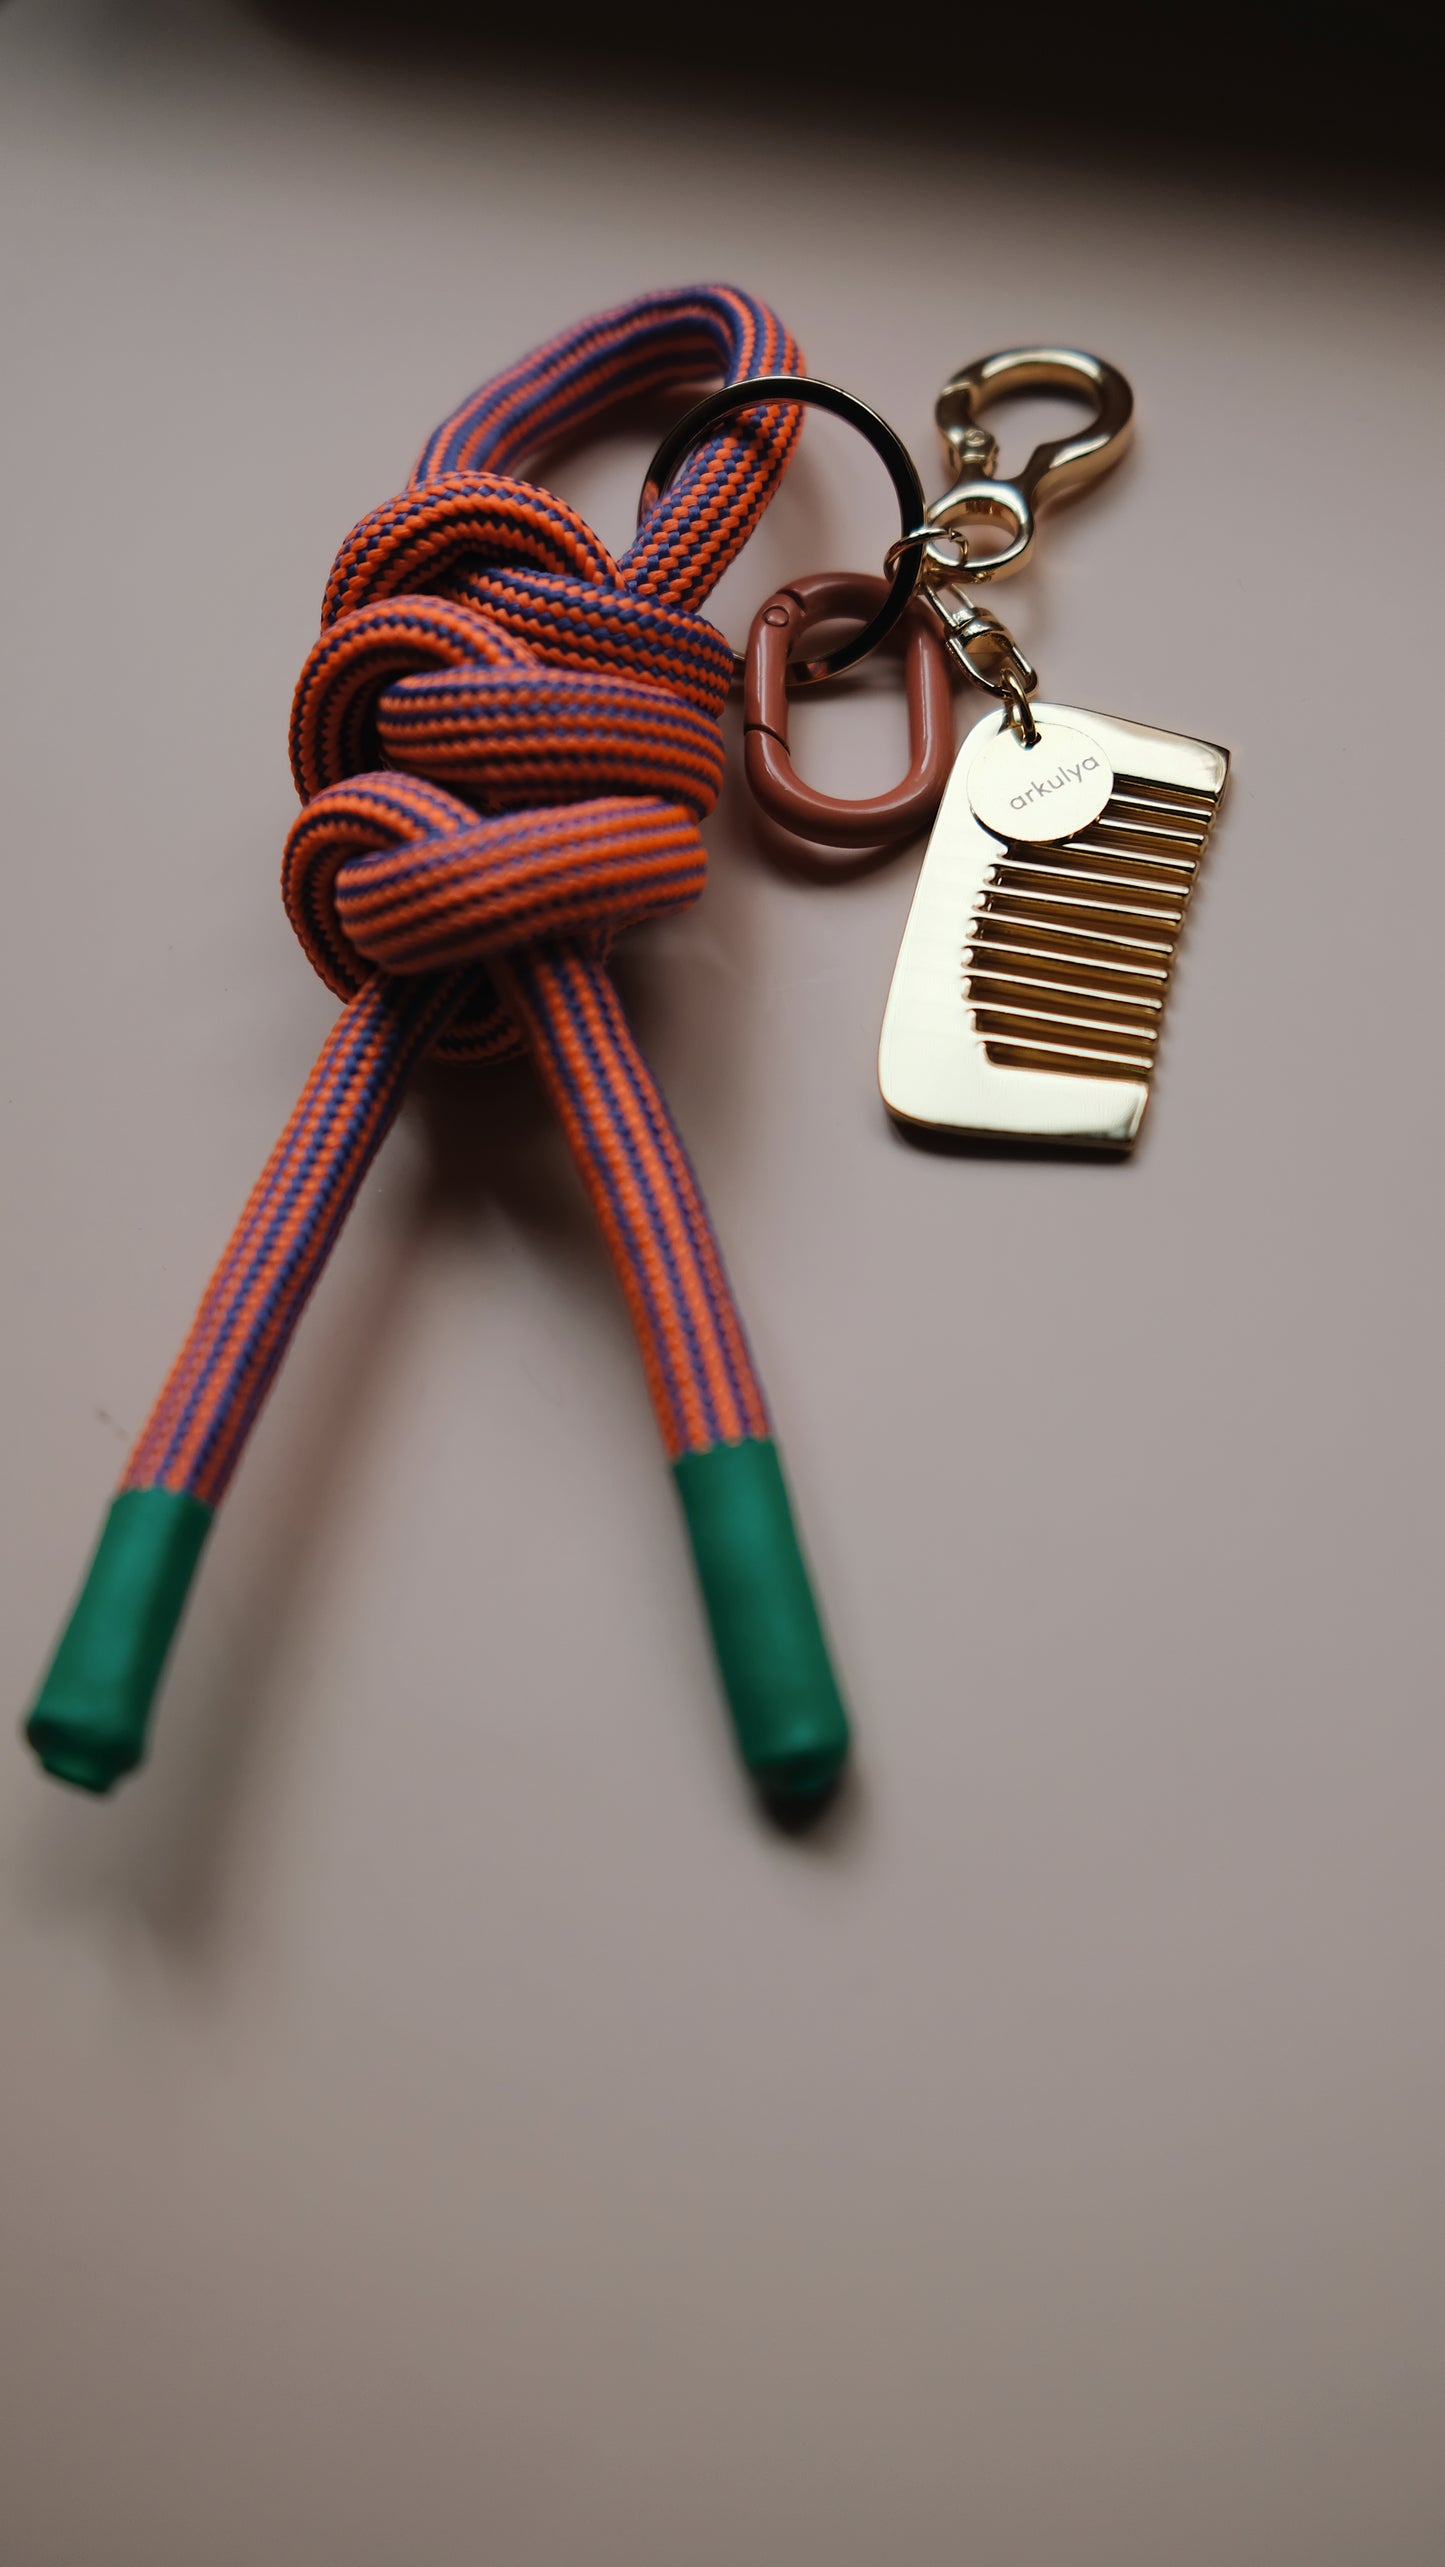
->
<box><xmin>27</xmin><ymin>287</ymin><xmax>850</xmax><ymax>1809</ymax></box>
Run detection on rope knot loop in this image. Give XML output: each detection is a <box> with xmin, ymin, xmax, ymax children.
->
<box><xmin>286</xmin><ymin>468</ymin><xmax>741</xmax><ymax>1058</ymax></box>
<box><xmin>31</xmin><ymin>288</ymin><xmax>853</xmax><ymax>1816</ymax></box>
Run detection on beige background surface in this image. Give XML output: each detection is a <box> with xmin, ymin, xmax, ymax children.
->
<box><xmin>2</xmin><ymin>8</ymin><xmax>1443</xmax><ymax>2562</ymax></box>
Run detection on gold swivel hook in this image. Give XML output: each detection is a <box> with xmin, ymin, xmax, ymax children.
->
<box><xmin>927</xmin><ymin>346</ymin><xmax>1135</xmax><ymax>583</ymax></box>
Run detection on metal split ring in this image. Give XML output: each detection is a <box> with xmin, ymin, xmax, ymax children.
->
<box><xmin>884</xmin><ymin>525</ymin><xmax>971</xmax><ymax>580</ymax></box>
<box><xmin>639</xmin><ymin>374</ymin><xmax>927</xmax><ymax>683</ymax></box>
<box><xmin>1000</xmin><ymin>671</ymin><xmax>1041</xmax><ymax>749</ymax></box>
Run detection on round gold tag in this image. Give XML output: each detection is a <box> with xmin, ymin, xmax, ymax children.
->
<box><xmin>968</xmin><ymin>719</ymin><xmax>1114</xmax><ymax>844</ymax></box>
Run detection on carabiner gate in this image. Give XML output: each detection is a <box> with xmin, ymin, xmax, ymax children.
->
<box><xmin>744</xmin><ymin>572</ymin><xmax>955</xmax><ymax>850</ymax></box>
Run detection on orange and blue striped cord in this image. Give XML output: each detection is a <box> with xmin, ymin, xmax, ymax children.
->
<box><xmin>25</xmin><ymin>286</ymin><xmax>850</xmax><ymax>1809</ymax></box>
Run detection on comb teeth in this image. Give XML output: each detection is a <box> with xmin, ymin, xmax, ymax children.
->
<box><xmin>965</xmin><ymin>770</ymin><xmax>1219</xmax><ymax>1082</ymax></box>
<box><xmin>878</xmin><ymin>702</ymin><xmax>1230</xmax><ymax>1149</ymax></box>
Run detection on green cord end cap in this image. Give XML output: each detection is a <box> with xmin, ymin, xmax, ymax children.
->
<box><xmin>24</xmin><ymin>1488</ymin><xmax>213</xmax><ymax>1793</ymax></box>
<box><xmin>672</xmin><ymin>1437</ymin><xmax>850</xmax><ymax>1806</ymax></box>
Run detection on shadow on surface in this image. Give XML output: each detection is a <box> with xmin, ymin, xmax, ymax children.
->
<box><xmin>244</xmin><ymin>0</ymin><xmax>1445</xmax><ymax>197</ymax></box>
<box><xmin>24</xmin><ymin>0</ymin><xmax>1445</xmax><ymax>205</ymax></box>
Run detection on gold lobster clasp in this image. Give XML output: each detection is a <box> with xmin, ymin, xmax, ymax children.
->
<box><xmin>926</xmin><ymin>348</ymin><xmax>1134</xmax><ymax>582</ymax></box>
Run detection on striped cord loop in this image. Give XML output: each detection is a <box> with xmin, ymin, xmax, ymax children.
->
<box><xmin>26</xmin><ymin>287</ymin><xmax>850</xmax><ymax>1811</ymax></box>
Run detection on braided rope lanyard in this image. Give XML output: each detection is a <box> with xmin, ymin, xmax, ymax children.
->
<box><xmin>25</xmin><ymin>286</ymin><xmax>852</xmax><ymax>1810</ymax></box>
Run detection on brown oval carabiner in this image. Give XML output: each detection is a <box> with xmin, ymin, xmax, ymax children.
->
<box><xmin>743</xmin><ymin>571</ymin><xmax>955</xmax><ymax>851</ymax></box>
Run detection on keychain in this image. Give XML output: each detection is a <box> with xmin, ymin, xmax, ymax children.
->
<box><xmin>649</xmin><ymin>351</ymin><xmax>1231</xmax><ymax>1149</ymax></box>
<box><xmin>26</xmin><ymin>300</ymin><xmax>1231</xmax><ymax>1823</ymax></box>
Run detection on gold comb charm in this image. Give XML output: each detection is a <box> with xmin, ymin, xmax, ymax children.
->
<box><xmin>879</xmin><ymin>701</ymin><xmax>1229</xmax><ymax>1150</ymax></box>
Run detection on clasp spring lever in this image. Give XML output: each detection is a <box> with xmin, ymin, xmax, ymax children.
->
<box><xmin>903</xmin><ymin>345</ymin><xmax>1135</xmax><ymax>742</ymax></box>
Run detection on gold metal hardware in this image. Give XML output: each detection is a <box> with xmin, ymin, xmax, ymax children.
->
<box><xmin>878</xmin><ymin>702</ymin><xmax>1229</xmax><ymax>1150</ymax></box>
<box><xmin>913</xmin><ymin>583</ymin><xmax>1038</xmax><ymax>705</ymax></box>
<box><xmin>907</xmin><ymin>345</ymin><xmax>1133</xmax><ymax>714</ymax></box>
<box><xmin>927</xmin><ymin>347</ymin><xmax>1135</xmax><ymax>582</ymax></box>
<box><xmin>876</xmin><ymin>344</ymin><xmax>1231</xmax><ymax>1150</ymax></box>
